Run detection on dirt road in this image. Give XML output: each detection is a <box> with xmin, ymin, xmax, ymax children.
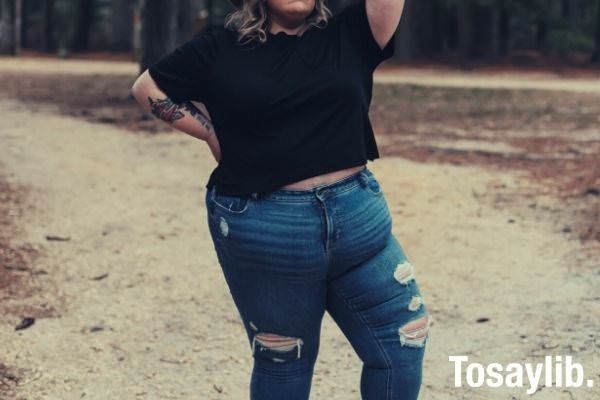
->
<box><xmin>0</xmin><ymin>59</ymin><xmax>598</xmax><ymax>399</ymax></box>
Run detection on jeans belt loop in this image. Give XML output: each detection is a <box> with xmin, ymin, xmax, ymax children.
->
<box><xmin>358</xmin><ymin>170</ymin><xmax>369</xmax><ymax>188</ymax></box>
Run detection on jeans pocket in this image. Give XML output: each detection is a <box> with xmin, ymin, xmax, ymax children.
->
<box><xmin>209</xmin><ymin>186</ymin><xmax>252</xmax><ymax>215</ymax></box>
<box><xmin>360</xmin><ymin>170</ymin><xmax>384</xmax><ymax>196</ymax></box>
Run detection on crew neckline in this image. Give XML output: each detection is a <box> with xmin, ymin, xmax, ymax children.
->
<box><xmin>269</xmin><ymin>30</ymin><xmax>298</xmax><ymax>38</ymax></box>
<box><xmin>267</xmin><ymin>25</ymin><xmax>311</xmax><ymax>40</ymax></box>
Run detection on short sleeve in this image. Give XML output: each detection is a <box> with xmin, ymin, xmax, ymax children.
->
<box><xmin>337</xmin><ymin>1</ymin><xmax>395</xmax><ymax>71</ymax></box>
<box><xmin>147</xmin><ymin>29</ymin><xmax>219</xmax><ymax>104</ymax></box>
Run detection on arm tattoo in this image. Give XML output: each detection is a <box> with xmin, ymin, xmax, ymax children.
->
<box><xmin>183</xmin><ymin>101</ymin><xmax>214</xmax><ymax>133</ymax></box>
<box><xmin>147</xmin><ymin>96</ymin><xmax>185</xmax><ymax>123</ymax></box>
<box><xmin>146</xmin><ymin>96</ymin><xmax>214</xmax><ymax>136</ymax></box>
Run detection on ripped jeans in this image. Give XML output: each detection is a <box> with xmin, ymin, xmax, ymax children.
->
<box><xmin>205</xmin><ymin>165</ymin><xmax>430</xmax><ymax>400</ymax></box>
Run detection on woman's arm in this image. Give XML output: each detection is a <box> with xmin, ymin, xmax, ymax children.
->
<box><xmin>366</xmin><ymin>0</ymin><xmax>406</xmax><ymax>50</ymax></box>
<box><xmin>131</xmin><ymin>70</ymin><xmax>221</xmax><ymax>162</ymax></box>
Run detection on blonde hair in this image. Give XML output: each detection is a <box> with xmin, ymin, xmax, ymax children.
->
<box><xmin>224</xmin><ymin>0</ymin><xmax>332</xmax><ymax>46</ymax></box>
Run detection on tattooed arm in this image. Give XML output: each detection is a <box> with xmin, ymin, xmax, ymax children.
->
<box><xmin>131</xmin><ymin>70</ymin><xmax>221</xmax><ymax>162</ymax></box>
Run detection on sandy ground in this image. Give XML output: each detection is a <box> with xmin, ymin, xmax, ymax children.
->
<box><xmin>3</xmin><ymin>55</ymin><xmax>600</xmax><ymax>92</ymax></box>
<box><xmin>375</xmin><ymin>67</ymin><xmax>600</xmax><ymax>93</ymax></box>
<box><xmin>0</xmin><ymin>58</ymin><xmax>599</xmax><ymax>399</ymax></box>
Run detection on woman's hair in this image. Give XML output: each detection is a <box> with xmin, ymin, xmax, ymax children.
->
<box><xmin>224</xmin><ymin>0</ymin><xmax>332</xmax><ymax>45</ymax></box>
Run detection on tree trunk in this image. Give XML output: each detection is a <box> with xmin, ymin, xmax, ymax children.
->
<box><xmin>110</xmin><ymin>0</ymin><xmax>134</xmax><ymax>52</ymax></box>
<box><xmin>0</xmin><ymin>0</ymin><xmax>14</xmax><ymax>54</ymax></box>
<box><xmin>591</xmin><ymin>0</ymin><xmax>600</xmax><ymax>63</ymax></box>
<box><xmin>13</xmin><ymin>0</ymin><xmax>20</xmax><ymax>54</ymax></box>
<box><xmin>457</xmin><ymin>0</ymin><xmax>472</xmax><ymax>66</ymax></box>
<box><xmin>140</xmin><ymin>0</ymin><xmax>179</xmax><ymax>73</ymax></box>
<box><xmin>429</xmin><ymin>0</ymin><xmax>444</xmax><ymax>56</ymax></box>
<box><xmin>535</xmin><ymin>17</ymin><xmax>547</xmax><ymax>51</ymax></box>
<box><xmin>471</xmin><ymin>3</ymin><xmax>496</xmax><ymax>60</ymax></box>
<box><xmin>489</xmin><ymin>3</ymin><xmax>501</xmax><ymax>60</ymax></box>
<box><xmin>177</xmin><ymin>0</ymin><xmax>194</xmax><ymax>43</ymax></box>
<box><xmin>396</xmin><ymin>0</ymin><xmax>415</xmax><ymax>61</ymax></box>
<box><xmin>413</xmin><ymin>0</ymin><xmax>435</xmax><ymax>59</ymax></box>
<box><xmin>41</xmin><ymin>0</ymin><xmax>55</xmax><ymax>52</ymax></box>
<box><xmin>19</xmin><ymin>0</ymin><xmax>27</xmax><ymax>48</ymax></box>
<box><xmin>498</xmin><ymin>0</ymin><xmax>510</xmax><ymax>57</ymax></box>
<box><xmin>206</xmin><ymin>0</ymin><xmax>214</xmax><ymax>28</ymax></box>
<box><xmin>562</xmin><ymin>0</ymin><xmax>573</xmax><ymax>21</ymax></box>
<box><xmin>71</xmin><ymin>0</ymin><xmax>93</xmax><ymax>52</ymax></box>
<box><xmin>561</xmin><ymin>0</ymin><xmax>578</xmax><ymax>29</ymax></box>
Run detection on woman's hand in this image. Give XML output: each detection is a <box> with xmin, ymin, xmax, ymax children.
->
<box><xmin>205</xmin><ymin>130</ymin><xmax>222</xmax><ymax>163</ymax></box>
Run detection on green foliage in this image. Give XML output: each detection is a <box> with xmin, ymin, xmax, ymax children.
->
<box><xmin>18</xmin><ymin>0</ymin><xmax>600</xmax><ymax>63</ymax></box>
<box><xmin>435</xmin><ymin>0</ymin><xmax>599</xmax><ymax>61</ymax></box>
<box><xmin>547</xmin><ymin>29</ymin><xmax>595</xmax><ymax>54</ymax></box>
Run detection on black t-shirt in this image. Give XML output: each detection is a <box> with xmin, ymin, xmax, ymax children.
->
<box><xmin>148</xmin><ymin>1</ymin><xmax>394</xmax><ymax>196</ymax></box>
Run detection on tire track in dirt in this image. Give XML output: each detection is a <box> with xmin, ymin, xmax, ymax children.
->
<box><xmin>0</xmin><ymin>173</ymin><xmax>62</xmax><ymax>398</ymax></box>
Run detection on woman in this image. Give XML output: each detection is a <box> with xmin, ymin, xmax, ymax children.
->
<box><xmin>131</xmin><ymin>0</ymin><xmax>429</xmax><ymax>398</ymax></box>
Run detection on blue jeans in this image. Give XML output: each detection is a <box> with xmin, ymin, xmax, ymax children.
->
<box><xmin>205</xmin><ymin>165</ymin><xmax>430</xmax><ymax>400</ymax></box>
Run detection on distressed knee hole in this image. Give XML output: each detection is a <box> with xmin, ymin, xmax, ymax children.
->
<box><xmin>219</xmin><ymin>217</ymin><xmax>229</xmax><ymax>237</ymax></box>
<box><xmin>252</xmin><ymin>332</ymin><xmax>304</xmax><ymax>361</ymax></box>
<box><xmin>254</xmin><ymin>333</ymin><xmax>302</xmax><ymax>352</ymax></box>
<box><xmin>398</xmin><ymin>314</ymin><xmax>429</xmax><ymax>347</ymax></box>
<box><xmin>394</xmin><ymin>260</ymin><xmax>414</xmax><ymax>285</ymax></box>
<box><xmin>408</xmin><ymin>295</ymin><xmax>423</xmax><ymax>311</ymax></box>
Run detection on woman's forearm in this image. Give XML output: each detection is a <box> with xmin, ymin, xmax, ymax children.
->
<box><xmin>131</xmin><ymin>70</ymin><xmax>216</xmax><ymax>142</ymax></box>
